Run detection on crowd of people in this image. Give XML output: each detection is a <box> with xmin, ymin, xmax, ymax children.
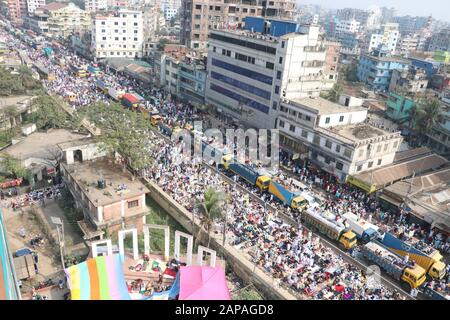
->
<box><xmin>5</xmin><ymin>28</ymin><xmax>449</xmax><ymax>300</ymax></box>
<box><xmin>1</xmin><ymin>183</ymin><xmax>65</xmax><ymax>210</ymax></box>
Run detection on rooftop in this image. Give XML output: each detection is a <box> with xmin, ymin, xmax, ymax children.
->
<box><xmin>210</xmin><ymin>28</ymin><xmax>280</xmax><ymax>44</ymax></box>
<box><xmin>5</xmin><ymin>129</ymin><xmax>88</xmax><ymax>161</ymax></box>
<box><xmin>0</xmin><ymin>95</ymin><xmax>34</xmax><ymax>112</ymax></box>
<box><xmin>62</xmin><ymin>158</ymin><xmax>149</xmax><ymax>207</ymax></box>
<box><xmin>287</xmin><ymin>97</ymin><xmax>367</xmax><ymax>115</ymax></box>
<box><xmin>41</xmin><ymin>2</ymin><xmax>68</xmax><ymax>11</ymax></box>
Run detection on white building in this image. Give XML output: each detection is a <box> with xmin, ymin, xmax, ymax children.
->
<box><xmin>335</xmin><ymin>19</ymin><xmax>360</xmax><ymax>34</ymax></box>
<box><xmin>84</xmin><ymin>0</ymin><xmax>107</xmax><ymax>12</ymax></box>
<box><xmin>25</xmin><ymin>0</ymin><xmax>46</xmax><ymax>15</ymax></box>
<box><xmin>276</xmin><ymin>97</ymin><xmax>403</xmax><ymax>181</ymax></box>
<box><xmin>397</xmin><ymin>34</ymin><xmax>419</xmax><ymax>56</ymax></box>
<box><xmin>91</xmin><ymin>9</ymin><xmax>144</xmax><ymax>59</ymax></box>
<box><xmin>163</xmin><ymin>7</ymin><xmax>177</xmax><ymax>20</ymax></box>
<box><xmin>368</xmin><ymin>23</ymin><xmax>400</xmax><ymax>54</ymax></box>
<box><xmin>205</xmin><ymin>25</ymin><xmax>335</xmax><ymax>129</ymax></box>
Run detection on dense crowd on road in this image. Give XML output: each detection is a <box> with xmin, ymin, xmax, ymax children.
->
<box><xmin>3</xmin><ymin>27</ymin><xmax>449</xmax><ymax>299</ymax></box>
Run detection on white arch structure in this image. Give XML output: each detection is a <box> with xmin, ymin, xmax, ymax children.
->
<box><xmin>91</xmin><ymin>239</ymin><xmax>112</xmax><ymax>257</ymax></box>
<box><xmin>143</xmin><ymin>224</ymin><xmax>170</xmax><ymax>261</ymax></box>
<box><xmin>174</xmin><ymin>230</ymin><xmax>193</xmax><ymax>265</ymax></box>
<box><xmin>197</xmin><ymin>245</ymin><xmax>217</xmax><ymax>267</ymax></box>
<box><xmin>118</xmin><ymin>228</ymin><xmax>139</xmax><ymax>261</ymax></box>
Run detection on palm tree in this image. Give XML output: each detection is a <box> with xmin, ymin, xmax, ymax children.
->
<box><xmin>407</xmin><ymin>105</ymin><xmax>420</xmax><ymax>129</ymax></box>
<box><xmin>194</xmin><ymin>187</ymin><xmax>225</xmax><ymax>248</ymax></box>
<box><xmin>415</xmin><ymin>99</ymin><xmax>444</xmax><ymax>137</ymax></box>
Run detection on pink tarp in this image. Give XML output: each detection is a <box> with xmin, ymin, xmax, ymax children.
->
<box><xmin>179</xmin><ymin>266</ymin><xmax>231</xmax><ymax>300</ymax></box>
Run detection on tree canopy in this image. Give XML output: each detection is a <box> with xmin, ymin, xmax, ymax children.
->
<box><xmin>78</xmin><ymin>102</ymin><xmax>155</xmax><ymax>171</ymax></box>
<box><xmin>29</xmin><ymin>95</ymin><xmax>69</xmax><ymax>129</ymax></box>
<box><xmin>409</xmin><ymin>98</ymin><xmax>444</xmax><ymax>135</ymax></box>
<box><xmin>0</xmin><ymin>154</ymin><xmax>30</xmax><ymax>179</ymax></box>
<box><xmin>0</xmin><ymin>66</ymin><xmax>43</xmax><ymax>96</ymax></box>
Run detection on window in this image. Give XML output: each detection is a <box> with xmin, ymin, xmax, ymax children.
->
<box><xmin>266</xmin><ymin>62</ymin><xmax>274</xmax><ymax>70</ymax></box>
<box><xmin>213</xmin><ymin>46</ymin><xmax>216</xmax><ymax>53</ymax></box>
<box><xmin>222</xmin><ymin>49</ymin><xmax>226</xmax><ymax>55</ymax></box>
<box><xmin>281</xmin><ymin>41</ymin><xmax>285</xmax><ymax>48</ymax></box>
<box><xmin>195</xmin><ymin>4</ymin><xmax>201</xmax><ymax>9</ymax></box>
<box><xmin>336</xmin><ymin>161</ymin><xmax>343</xmax><ymax>171</ymax></box>
<box><xmin>115</xmin><ymin>37</ymin><xmax>119</xmax><ymax>41</ymax></box>
<box><xmin>358</xmin><ymin>149</ymin><xmax>364</xmax><ymax>157</ymax></box>
<box><xmin>313</xmin><ymin>135</ymin><xmax>320</xmax><ymax>145</ymax></box>
<box><xmin>134</xmin><ymin>38</ymin><xmax>138</xmax><ymax>41</ymax></box>
<box><xmin>377</xmin><ymin>159</ymin><xmax>382</xmax><ymax>166</ymax></box>
<box><xmin>276</xmin><ymin>70</ymin><xmax>282</xmax><ymax>80</ymax></box>
<box><xmin>335</xmin><ymin>145</ymin><xmax>341</xmax><ymax>153</ymax></box>
<box><xmin>272</xmin><ymin>101</ymin><xmax>277</xmax><ymax>110</ymax></box>
<box><xmin>305</xmin><ymin>116</ymin><xmax>311</xmax><ymax>121</ymax></box>
<box><xmin>393</xmin><ymin>141</ymin><xmax>398</xmax><ymax>148</ymax></box>
<box><xmin>114</xmin><ymin>29</ymin><xmax>118</xmax><ymax>33</ymax></box>
<box><xmin>114</xmin><ymin>22</ymin><xmax>118</xmax><ymax>25</ymax></box>
<box><xmin>279</xmin><ymin>57</ymin><xmax>283</xmax><ymax>64</ymax></box>
<box><xmin>368</xmin><ymin>161</ymin><xmax>373</xmax><ymax>168</ymax></box>
<box><xmin>339</xmin><ymin>115</ymin><xmax>344</xmax><ymax>122</ymax></box>
<box><xmin>134</xmin><ymin>30</ymin><xmax>138</xmax><ymax>34</ymax></box>
<box><xmin>357</xmin><ymin>165</ymin><xmax>362</xmax><ymax>171</ymax></box>
<box><xmin>123</xmin><ymin>37</ymin><xmax>126</xmax><ymax>41</ymax></box>
<box><xmin>289</xmin><ymin>125</ymin><xmax>295</xmax><ymax>132</ymax></box>
<box><xmin>210</xmin><ymin>72</ymin><xmax>271</xmax><ymax>100</ymax></box>
<box><xmin>211</xmin><ymin>59</ymin><xmax>273</xmax><ymax>85</ymax></box>
<box><xmin>275</xmin><ymin>85</ymin><xmax>280</xmax><ymax>94</ymax></box>
<box><xmin>384</xmin><ymin>143</ymin><xmax>388</xmax><ymax>151</ymax></box>
<box><xmin>301</xmin><ymin>130</ymin><xmax>308</xmax><ymax>138</ymax></box>
<box><xmin>134</xmin><ymin>22</ymin><xmax>138</xmax><ymax>26</ymax></box>
<box><xmin>279</xmin><ymin>120</ymin><xmax>285</xmax><ymax>128</ymax></box>
<box><xmin>101</xmin><ymin>29</ymin><xmax>105</xmax><ymax>33</ymax></box>
<box><xmin>325</xmin><ymin>140</ymin><xmax>332</xmax><ymax>149</ymax></box>
<box><xmin>325</xmin><ymin>117</ymin><xmax>330</xmax><ymax>124</ymax></box>
<box><xmin>210</xmin><ymin>84</ymin><xmax>270</xmax><ymax>114</ymax></box>
<box><xmin>226</xmin><ymin>50</ymin><xmax>231</xmax><ymax>57</ymax></box>
<box><xmin>102</xmin><ymin>36</ymin><xmax>106</xmax><ymax>40</ymax></box>
<box><xmin>377</xmin><ymin>145</ymin><xmax>381</xmax><ymax>153</ymax></box>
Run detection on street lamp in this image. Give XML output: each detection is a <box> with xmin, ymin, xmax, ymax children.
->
<box><xmin>51</xmin><ymin>216</ymin><xmax>65</xmax><ymax>270</ymax></box>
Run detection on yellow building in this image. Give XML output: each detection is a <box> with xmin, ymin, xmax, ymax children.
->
<box><xmin>36</xmin><ymin>2</ymin><xmax>91</xmax><ymax>38</ymax></box>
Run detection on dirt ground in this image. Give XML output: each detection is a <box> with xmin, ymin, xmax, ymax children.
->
<box><xmin>2</xmin><ymin>201</ymin><xmax>87</xmax><ymax>299</ymax></box>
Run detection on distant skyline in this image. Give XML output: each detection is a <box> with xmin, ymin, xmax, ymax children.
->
<box><xmin>299</xmin><ymin>0</ymin><xmax>450</xmax><ymax>22</ymax></box>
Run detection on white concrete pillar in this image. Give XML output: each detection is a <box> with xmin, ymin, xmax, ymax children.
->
<box><xmin>197</xmin><ymin>245</ymin><xmax>217</xmax><ymax>267</ymax></box>
<box><xmin>174</xmin><ymin>231</ymin><xmax>193</xmax><ymax>265</ymax></box>
<box><xmin>91</xmin><ymin>239</ymin><xmax>112</xmax><ymax>257</ymax></box>
<box><xmin>118</xmin><ymin>228</ymin><xmax>139</xmax><ymax>261</ymax></box>
<box><xmin>97</xmin><ymin>206</ymin><xmax>103</xmax><ymax>223</ymax></box>
<box><xmin>143</xmin><ymin>224</ymin><xmax>170</xmax><ymax>261</ymax></box>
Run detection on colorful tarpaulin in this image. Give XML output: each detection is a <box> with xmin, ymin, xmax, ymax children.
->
<box><xmin>64</xmin><ymin>254</ymin><xmax>130</xmax><ymax>300</ymax></box>
<box><xmin>179</xmin><ymin>266</ymin><xmax>231</xmax><ymax>300</ymax></box>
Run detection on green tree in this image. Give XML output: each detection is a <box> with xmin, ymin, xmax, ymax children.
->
<box><xmin>413</xmin><ymin>98</ymin><xmax>444</xmax><ymax>136</ymax></box>
<box><xmin>324</xmin><ymin>81</ymin><xmax>343</xmax><ymax>103</ymax></box>
<box><xmin>0</xmin><ymin>67</ymin><xmax>25</xmax><ymax>96</ymax></box>
<box><xmin>79</xmin><ymin>102</ymin><xmax>154</xmax><ymax>172</ymax></box>
<box><xmin>343</xmin><ymin>64</ymin><xmax>359</xmax><ymax>82</ymax></box>
<box><xmin>29</xmin><ymin>95</ymin><xmax>69</xmax><ymax>129</ymax></box>
<box><xmin>194</xmin><ymin>187</ymin><xmax>225</xmax><ymax>248</ymax></box>
<box><xmin>0</xmin><ymin>154</ymin><xmax>29</xmax><ymax>179</ymax></box>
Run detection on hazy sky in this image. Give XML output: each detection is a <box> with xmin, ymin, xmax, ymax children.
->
<box><xmin>300</xmin><ymin>0</ymin><xmax>450</xmax><ymax>22</ymax></box>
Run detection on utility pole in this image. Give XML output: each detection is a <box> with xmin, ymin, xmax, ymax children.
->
<box><xmin>51</xmin><ymin>217</ymin><xmax>65</xmax><ymax>270</ymax></box>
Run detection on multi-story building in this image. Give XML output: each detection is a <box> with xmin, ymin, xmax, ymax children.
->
<box><xmin>84</xmin><ymin>0</ymin><xmax>108</xmax><ymax>13</ymax></box>
<box><xmin>385</xmin><ymin>92</ymin><xmax>416</xmax><ymax>124</ymax></box>
<box><xmin>409</xmin><ymin>57</ymin><xmax>441</xmax><ymax>77</ymax></box>
<box><xmin>389</xmin><ymin>67</ymin><xmax>429</xmax><ymax>95</ymax></box>
<box><xmin>323</xmin><ymin>41</ymin><xmax>340</xmax><ymax>83</ymax></box>
<box><xmin>397</xmin><ymin>34</ymin><xmax>419</xmax><ymax>56</ymax></box>
<box><xmin>275</xmin><ymin>97</ymin><xmax>403</xmax><ymax>181</ymax></box>
<box><xmin>180</xmin><ymin>0</ymin><xmax>296</xmax><ymax>51</ymax></box>
<box><xmin>424</xmin><ymin>95</ymin><xmax>450</xmax><ymax>156</ymax></box>
<box><xmin>205</xmin><ymin>19</ymin><xmax>335</xmax><ymax>129</ymax></box>
<box><xmin>32</xmin><ymin>2</ymin><xmax>91</xmax><ymax>38</ymax></box>
<box><xmin>142</xmin><ymin>4</ymin><xmax>161</xmax><ymax>57</ymax></box>
<box><xmin>25</xmin><ymin>0</ymin><xmax>46</xmax><ymax>15</ymax></box>
<box><xmin>58</xmin><ymin>139</ymin><xmax>150</xmax><ymax>240</ymax></box>
<box><xmin>91</xmin><ymin>9</ymin><xmax>144</xmax><ymax>59</ymax></box>
<box><xmin>336</xmin><ymin>8</ymin><xmax>369</xmax><ymax>26</ymax></box>
<box><xmin>394</xmin><ymin>15</ymin><xmax>431</xmax><ymax>35</ymax></box>
<box><xmin>335</xmin><ymin>19</ymin><xmax>360</xmax><ymax>34</ymax></box>
<box><xmin>428</xmin><ymin>29</ymin><xmax>450</xmax><ymax>52</ymax></box>
<box><xmin>7</xmin><ymin>0</ymin><xmax>23</xmax><ymax>22</ymax></box>
<box><xmin>178</xmin><ymin>57</ymin><xmax>207</xmax><ymax>107</ymax></box>
<box><xmin>368</xmin><ymin>23</ymin><xmax>400</xmax><ymax>55</ymax></box>
<box><xmin>357</xmin><ymin>48</ymin><xmax>410</xmax><ymax>91</ymax></box>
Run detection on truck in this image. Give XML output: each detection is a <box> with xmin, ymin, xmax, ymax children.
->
<box><xmin>362</xmin><ymin>241</ymin><xmax>427</xmax><ymax>290</ymax></box>
<box><xmin>107</xmin><ymin>88</ymin><xmax>124</xmax><ymax>101</ymax></box>
<box><xmin>122</xmin><ymin>93</ymin><xmax>140</xmax><ymax>109</ymax></box>
<box><xmin>343</xmin><ymin>212</ymin><xmax>379</xmax><ymax>243</ymax></box>
<box><xmin>87</xmin><ymin>64</ymin><xmax>101</xmax><ymax>75</ymax></box>
<box><xmin>379</xmin><ymin>232</ymin><xmax>446</xmax><ymax>280</ymax></box>
<box><xmin>268</xmin><ymin>180</ymin><xmax>308</xmax><ymax>210</ymax></box>
<box><xmin>222</xmin><ymin>155</ymin><xmax>271</xmax><ymax>191</ymax></box>
<box><xmin>95</xmin><ymin>79</ymin><xmax>109</xmax><ymax>93</ymax></box>
<box><xmin>301</xmin><ymin>207</ymin><xmax>357</xmax><ymax>250</ymax></box>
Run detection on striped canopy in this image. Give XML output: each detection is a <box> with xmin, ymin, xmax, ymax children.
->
<box><xmin>64</xmin><ymin>254</ymin><xmax>130</xmax><ymax>300</ymax></box>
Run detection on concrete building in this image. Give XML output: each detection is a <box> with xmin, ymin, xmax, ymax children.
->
<box><xmin>25</xmin><ymin>0</ymin><xmax>46</xmax><ymax>15</ymax></box>
<box><xmin>91</xmin><ymin>9</ymin><xmax>144</xmax><ymax>59</ymax></box>
<box><xmin>179</xmin><ymin>0</ymin><xmax>295</xmax><ymax>51</ymax></box>
<box><xmin>142</xmin><ymin>4</ymin><xmax>161</xmax><ymax>57</ymax></box>
<box><xmin>58</xmin><ymin>139</ymin><xmax>149</xmax><ymax>240</ymax></box>
<box><xmin>275</xmin><ymin>97</ymin><xmax>403</xmax><ymax>181</ymax></box>
<box><xmin>409</xmin><ymin>57</ymin><xmax>441</xmax><ymax>77</ymax></box>
<box><xmin>397</xmin><ymin>34</ymin><xmax>419</xmax><ymax>57</ymax></box>
<box><xmin>84</xmin><ymin>0</ymin><xmax>108</xmax><ymax>13</ymax></box>
<box><xmin>389</xmin><ymin>67</ymin><xmax>429</xmax><ymax>95</ymax></box>
<box><xmin>7</xmin><ymin>0</ymin><xmax>23</xmax><ymax>22</ymax></box>
<box><xmin>424</xmin><ymin>96</ymin><xmax>450</xmax><ymax>157</ymax></box>
<box><xmin>31</xmin><ymin>2</ymin><xmax>91</xmax><ymax>38</ymax></box>
<box><xmin>163</xmin><ymin>6</ymin><xmax>177</xmax><ymax>21</ymax></box>
<box><xmin>335</xmin><ymin>19</ymin><xmax>360</xmax><ymax>34</ymax></box>
<box><xmin>385</xmin><ymin>92</ymin><xmax>416</xmax><ymax>124</ymax></box>
<box><xmin>357</xmin><ymin>48</ymin><xmax>410</xmax><ymax>91</ymax></box>
<box><xmin>205</xmin><ymin>20</ymin><xmax>335</xmax><ymax>129</ymax></box>
<box><xmin>368</xmin><ymin>23</ymin><xmax>400</xmax><ymax>55</ymax></box>
<box><xmin>428</xmin><ymin>29</ymin><xmax>450</xmax><ymax>52</ymax></box>
<box><xmin>323</xmin><ymin>41</ymin><xmax>340</xmax><ymax>84</ymax></box>
<box><xmin>178</xmin><ymin>56</ymin><xmax>207</xmax><ymax>107</ymax></box>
